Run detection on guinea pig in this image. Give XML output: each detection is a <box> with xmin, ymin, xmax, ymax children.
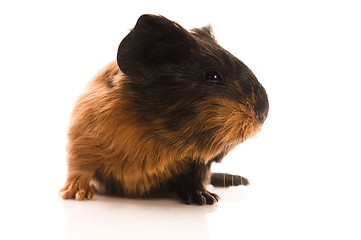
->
<box><xmin>60</xmin><ymin>14</ymin><xmax>269</xmax><ymax>205</ymax></box>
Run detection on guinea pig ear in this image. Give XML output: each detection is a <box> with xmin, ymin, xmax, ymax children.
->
<box><xmin>191</xmin><ymin>25</ymin><xmax>217</xmax><ymax>42</ymax></box>
<box><xmin>117</xmin><ymin>14</ymin><xmax>196</xmax><ymax>78</ymax></box>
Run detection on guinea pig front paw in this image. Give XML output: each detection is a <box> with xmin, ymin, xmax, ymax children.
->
<box><xmin>178</xmin><ymin>188</ymin><xmax>219</xmax><ymax>205</ymax></box>
<box><xmin>59</xmin><ymin>176</ymin><xmax>94</xmax><ymax>200</ymax></box>
<box><xmin>60</xmin><ymin>186</ymin><xmax>94</xmax><ymax>200</ymax></box>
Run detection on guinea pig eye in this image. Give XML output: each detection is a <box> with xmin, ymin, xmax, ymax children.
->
<box><xmin>205</xmin><ymin>71</ymin><xmax>221</xmax><ymax>83</ymax></box>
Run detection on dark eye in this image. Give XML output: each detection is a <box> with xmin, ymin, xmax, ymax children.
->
<box><xmin>205</xmin><ymin>71</ymin><xmax>221</xmax><ymax>83</ymax></box>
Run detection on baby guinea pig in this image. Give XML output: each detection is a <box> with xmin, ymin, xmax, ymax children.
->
<box><xmin>60</xmin><ymin>14</ymin><xmax>269</xmax><ymax>205</ymax></box>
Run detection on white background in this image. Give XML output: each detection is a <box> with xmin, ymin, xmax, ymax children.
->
<box><xmin>1</xmin><ymin>0</ymin><xmax>360</xmax><ymax>239</ymax></box>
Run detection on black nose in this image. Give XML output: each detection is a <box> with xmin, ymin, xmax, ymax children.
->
<box><xmin>253</xmin><ymin>94</ymin><xmax>269</xmax><ymax>124</ymax></box>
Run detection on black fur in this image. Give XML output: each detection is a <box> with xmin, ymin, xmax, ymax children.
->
<box><xmin>169</xmin><ymin>160</ymin><xmax>219</xmax><ymax>205</ymax></box>
<box><xmin>117</xmin><ymin>15</ymin><xmax>268</xmax><ymax>148</ymax></box>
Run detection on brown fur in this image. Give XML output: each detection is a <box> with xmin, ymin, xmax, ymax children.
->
<box><xmin>60</xmin><ymin>60</ymin><xmax>260</xmax><ymax>199</ymax></box>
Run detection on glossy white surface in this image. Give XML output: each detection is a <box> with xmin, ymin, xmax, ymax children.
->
<box><xmin>1</xmin><ymin>1</ymin><xmax>360</xmax><ymax>239</ymax></box>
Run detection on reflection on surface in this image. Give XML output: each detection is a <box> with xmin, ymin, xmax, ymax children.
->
<box><xmin>60</xmin><ymin>190</ymin><xmax>229</xmax><ymax>240</ymax></box>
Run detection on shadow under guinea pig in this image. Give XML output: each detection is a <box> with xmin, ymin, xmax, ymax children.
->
<box><xmin>59</xmin><ymin>195</ymin><xmax>217</xmax><ymax>240</ymax></box>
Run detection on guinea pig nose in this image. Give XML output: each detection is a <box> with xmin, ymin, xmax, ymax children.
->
<box><xmin>253</xmin><ymin>101</ymin><xmax>269</xmax><ymax>124</ymax></box>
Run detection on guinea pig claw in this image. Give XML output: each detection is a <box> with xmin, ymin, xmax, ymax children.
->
<box><xmin>206</xmin><ymin>192</ymin><xmax>219</xmax><ymax>204</ymax></box>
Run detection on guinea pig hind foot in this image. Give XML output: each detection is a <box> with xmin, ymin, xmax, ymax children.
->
<box><xmin>59</xmin><ymin>175</ymin><xmax>94</xmax><ymax>200</ymax></box>
<box><xmin>210</xmin><ymin>173</ymin><xmax>250</xmax><ymax>187</ymax></box>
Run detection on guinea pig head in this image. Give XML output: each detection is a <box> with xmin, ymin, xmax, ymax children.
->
<box><xmin>117</xmin><ymin>15</ymin><xmax>269</xmax><ymax>159</ymax></box>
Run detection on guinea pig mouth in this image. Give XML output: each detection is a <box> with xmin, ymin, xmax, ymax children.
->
<box><xmin>221</xmin><ymin>108</ymin><xmax>261</xmax><ymax>143</ymax></box>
